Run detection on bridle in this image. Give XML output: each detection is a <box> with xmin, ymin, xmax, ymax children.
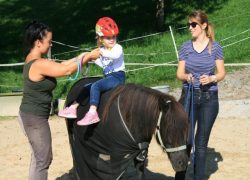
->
<box><xmin>117</xmin><ymin>94</ymin><xmax>186</xmax><ymax>153</ymax></box>
<box><xmin>155</xmin><ymin>111</ymin><xmax>187</xmax><ymax>153</ymax></box>
<box><xmin>115</xmin><ymin>95</ymin><xmax>186</xmax><ymax>179</ymax></box>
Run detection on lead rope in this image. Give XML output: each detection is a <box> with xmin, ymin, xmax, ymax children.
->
<box><xmin>117</xmin><ymin>95</ymin><xmax>149</xmax><ymax>180</ymax></box>
<box><xmin>185</xmin><ymin>83</ymin><xmax>195</xmax><ymax>167</ymax></box>
<box><xmin>190</xmin><ymin>83</ymin><xmax>195</xmax><ymax>166</ymax></box>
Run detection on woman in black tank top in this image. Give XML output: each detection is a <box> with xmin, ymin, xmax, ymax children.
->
<box><xmin>19</xmin><ymin>21</ymin><xmax>100</xmax><ymax>180</ymax></box>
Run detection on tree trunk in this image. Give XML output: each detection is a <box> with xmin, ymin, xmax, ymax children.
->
<box><xmin>156</xmin><ymin>0</ymin><xmax>165</xmax><ymax>31</ymax></box>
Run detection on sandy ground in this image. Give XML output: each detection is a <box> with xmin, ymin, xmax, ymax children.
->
<box><xmin>0</xmin><ymin>67</ymin><xmax>250</xmax><ymax>180</ymax></box>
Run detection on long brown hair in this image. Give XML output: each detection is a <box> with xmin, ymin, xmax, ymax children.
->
<box><xmin>189</xmin><ymin>10</ymin><xmax>214</xmax><ymax>54</ymax></box>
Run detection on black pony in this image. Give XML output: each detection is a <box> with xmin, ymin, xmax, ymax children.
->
<box><xmin>64</xmin><ymin>77</ymin><xmax>189</xmax><ymax>180</ymax></box>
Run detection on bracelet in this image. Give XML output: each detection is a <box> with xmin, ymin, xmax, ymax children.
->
<box><xmin>211</xmin><ymin>75</ymin><xmax>217</xmax><ymax>83</ymax></box>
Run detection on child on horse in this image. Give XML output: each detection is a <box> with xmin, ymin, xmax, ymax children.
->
<box><xmin>58</xmin><ymin>17</ymin><xmax>126</xmax><ymax>126</ymax></box>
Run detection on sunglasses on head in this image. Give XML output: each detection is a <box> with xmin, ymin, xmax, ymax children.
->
<box><xmin>187</xmin><ymin>22</ymin><xmax>198</xmax><ymax>28</ymax></box>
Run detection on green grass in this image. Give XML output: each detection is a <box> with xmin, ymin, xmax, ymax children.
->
<box><xmin>0</xmin><ymin>0</ymin><xmax>249</xmax><ymax>98</ymax></box>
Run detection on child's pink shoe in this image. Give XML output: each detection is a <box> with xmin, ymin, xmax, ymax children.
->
<box><xmin>58</xmin><ymin>107</ymin><xmax>77</xmax><ymax>118</ymax></box>
<box><xmin>77</xmin><ymin>111</ymin><xmax>100</xmax><ymax>126</ymax></box>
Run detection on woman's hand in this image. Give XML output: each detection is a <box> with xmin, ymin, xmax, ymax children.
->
<box><xmin>177</xmin><ymin>61</ymin><xmax>194</xmax><ymax>83</ymax></box>
<box><xmin>77</xmin><ymin>52</ymin><xmax>87</xmax><ymax>61</ymax></box>
<box><xmin>199</xmin><ymin>74</ymin><xmax>213</xmax><ymax>85</ymax></box>
<box><xmin>186</xmin><ymin>73</ymin><xmax>193</xmax><ymax>83</ymax></box>
<box><xmin>89</xmin><ymin>48</ymin><xmax>101</xmax><ymax>60</ymax></box>
<box><xmin>80</xmin><ymin>48</ymin><xmax>101</xmax><ymax>65</ymax></box>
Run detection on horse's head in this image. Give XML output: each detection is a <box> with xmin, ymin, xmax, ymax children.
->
<box><xmin>155</xmin><ymin>96</ymin><xmax>189</xmax><ymax>172</ymax></box>
<box><xmin>103</xmin><ymin>83</ymin><xmax>189</xmax><ymax>172</ymax></box>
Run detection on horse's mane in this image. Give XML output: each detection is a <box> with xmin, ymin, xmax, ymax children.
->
<box><xmin>103</xmin><ymin>84</ymin><xmax>188</xmax><ymax>146</ymax></box>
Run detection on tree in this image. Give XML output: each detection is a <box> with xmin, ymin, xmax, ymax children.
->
<box><xmin>156</xmin><ymin>0</ymin><xmax>165</xmax><ymax>31</ymax></box>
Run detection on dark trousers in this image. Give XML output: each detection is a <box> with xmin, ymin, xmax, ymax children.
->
<box><xmin>18</xmin><ymin>111</ymin><xmax>52</xmax><ymax>180</ymax></box>
<box><xmin>176</xmin><ymin>89</ymin><xmax>219</xmax><ymax>180</ymax></box>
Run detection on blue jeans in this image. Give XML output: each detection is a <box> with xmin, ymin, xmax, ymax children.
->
<box><xmin>176</xmin><ymin>88</ymin><xmax>219</xmax><ymax>180</ymax></box>
<box><xmin>90</xmin><ymin>71</ymin><xmax>125</xmax><ymax>106</ymax></box>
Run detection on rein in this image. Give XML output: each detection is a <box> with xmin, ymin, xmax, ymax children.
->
<box><xmin>68</xmin><ymin>55</ymin><xmax>89</xmax><ymax>81</ymax></box>
<box><xmin>117</xmin><ymin>95</ymin><xmax>149</xmax><ymax>154</ymax></box>
<box><xmin>68</xmin><ymin>61</ymin><xmax>81</xmax><ymax>81</ymax></box>
<box><xmin>155</xmin><ymin>111</ymin><xmax>187</xmax><ymax>153</ymax></box>
<box><xmin>185</xmin><ymin>83</ymin><xmax>195</xmax><ymax>164</ymax></box>
<box><xmin>117</xmin><ymin>94</ymin><xmax>186</xmax><ymax>153</ymax></box>
<box><xmin>117</xmin><ymin>95</ymin><xmax>136</xmax><ymax>142</ymax></box>
<box><xmin>117</xmin><ymin>95</ymin><xmax>149</xmax><ymax>179</ymax></box>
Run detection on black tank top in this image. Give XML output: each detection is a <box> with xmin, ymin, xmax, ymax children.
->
<box><xmin>20</xmin><ymin>59</ymin><xmax>57</xmax><ymax>117</ymax></box>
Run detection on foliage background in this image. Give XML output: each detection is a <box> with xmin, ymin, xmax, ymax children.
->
<box><xmin>0</xmin><ymin>0</ymin><xmax>249</xmax><ymax>98</ymax></box>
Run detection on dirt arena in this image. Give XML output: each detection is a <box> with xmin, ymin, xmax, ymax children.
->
<box><xmin>0</xmin><ymin>67</ymin><xmax>249</xmax><ymax>180</ymax></box>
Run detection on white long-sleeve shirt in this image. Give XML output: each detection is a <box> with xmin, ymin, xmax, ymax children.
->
<box><xmin>94</xmin><ymin>44</ymin><xmax>125</xmax><ymax>75</ymax></box>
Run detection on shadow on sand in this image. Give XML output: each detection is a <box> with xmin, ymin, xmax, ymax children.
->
<box><xmin>56</xmin><ymin>147</ymin><xmax>222</xmax><ymax>180</ymax></box>
<box><xmin>185</xmin><ymin>147</ymin><xmax>223</xmax><ymax>180</ymax></box>
<box><xmin>55</xmin><ymin>167</ymin><xmax>173</xmax><ymax>180</ymax></box>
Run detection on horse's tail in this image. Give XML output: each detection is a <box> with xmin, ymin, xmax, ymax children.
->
<box><xmin>102</xmin><ymin>84</ymin><xmax>127</xmax><ymax>121</ymax></box>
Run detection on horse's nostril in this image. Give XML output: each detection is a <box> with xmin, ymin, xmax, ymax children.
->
<box><xmin>178</xmin><ymin>160</ymin><xmax>182</xmax><ymax>166</ymax></box>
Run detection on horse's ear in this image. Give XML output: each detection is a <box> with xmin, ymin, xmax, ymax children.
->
<box><xmin>159</xmin><ymin>97</ymin><xmax>171</xmax><ymax>111</ymax></box>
